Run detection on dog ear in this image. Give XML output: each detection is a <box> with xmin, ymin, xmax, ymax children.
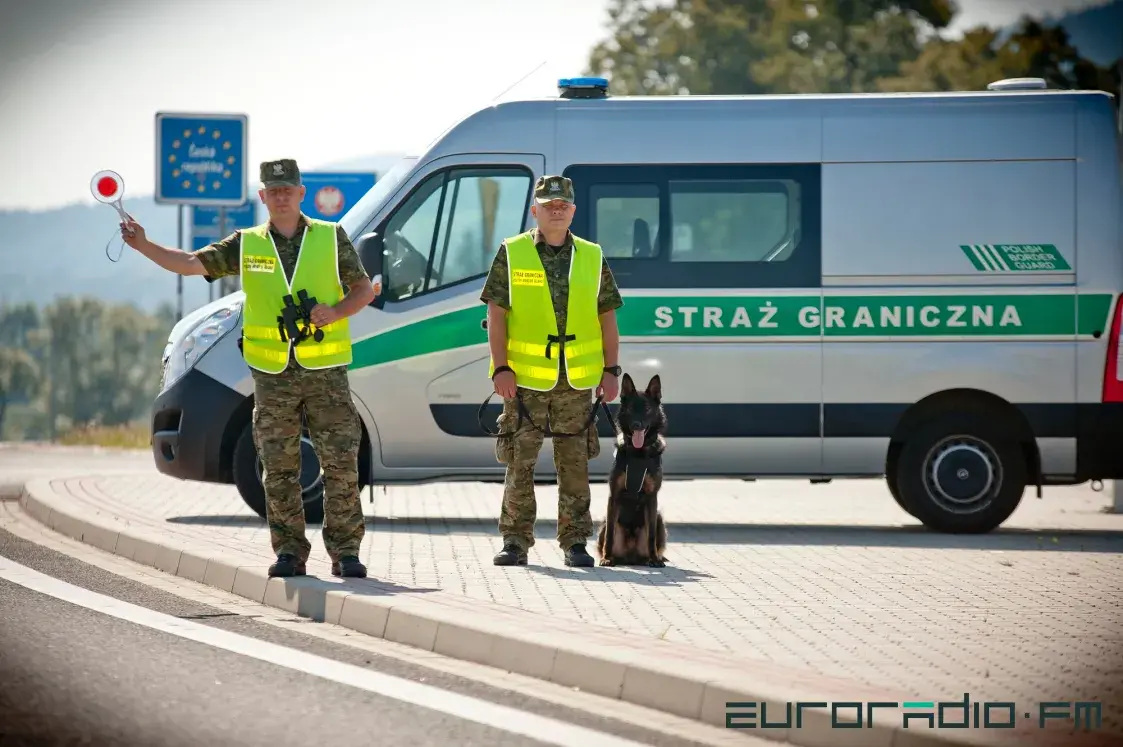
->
<box><xmin>621</xmin><ymin>373</ymin><xmax>636</xmax><ymax>397</ymax></box>
<box><xmin>645</xmin><ymin>374</ymin><xmax>662</xmax><ymax>401</ymax></box>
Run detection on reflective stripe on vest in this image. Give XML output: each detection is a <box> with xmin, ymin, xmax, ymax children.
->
<box><xmin>488</xmin><ymin>231</ymin><xmax>604</xmax><ymax>390</ymax></box>
<box><xmin>239</xmin><ymin>218</ymin><xmax>352</xmax><ymax>374</ymax></box>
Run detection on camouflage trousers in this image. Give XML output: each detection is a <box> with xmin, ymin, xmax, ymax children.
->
<box><xmin>251</xmin><ymin>362</ymin><xmax>365</xmax><ymax>564</ymax></box>
<box><xmin>496</xmin><ymin>379</ymin><xmax>595</xmax><ymax>551</ymax></box>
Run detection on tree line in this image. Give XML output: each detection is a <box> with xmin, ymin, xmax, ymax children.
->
<box><xmin>585</xmin><ymin>0</ymin><xmax>1121</xmax><ymax>103</ymax></box>
<box><xmin>0</xmin><ymin>298</ymin><xmax>176</xmax><ymax>441</ymax></box>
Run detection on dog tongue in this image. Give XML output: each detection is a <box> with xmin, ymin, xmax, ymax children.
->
<box><xmin>631</xmin><ymin>430</ymin><xmax>645</xmax><ymax>449</ymax></box>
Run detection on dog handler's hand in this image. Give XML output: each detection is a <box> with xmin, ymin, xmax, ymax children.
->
<box><xmin>493</xmin><ymin>369</ymin><xmax>516</xmax><ymax>399</ymax></box>
<box><xmin>598</xmin><ymin>373</ymin><xmax>619</xmax><ymax>402</ymax></box>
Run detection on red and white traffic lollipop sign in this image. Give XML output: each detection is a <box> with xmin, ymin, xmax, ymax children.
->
<box><xmin>90</xmin><ymin>170</ymin><xmax>131</xmax><ymax>225</ymax></box>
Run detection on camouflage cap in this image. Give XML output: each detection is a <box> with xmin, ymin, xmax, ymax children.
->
<box><xmin>260</xmin><ymin>158</ymin><xmax>301</xmax><ymax>188</ymax></box>
<box><xmin>534</xmin><ymin>175</ymin><xmax>574</xmax><ymax>204</ymax></box>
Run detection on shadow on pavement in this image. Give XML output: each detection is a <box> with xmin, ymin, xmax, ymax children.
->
<box><xmin>166</xmin><ymin>514</ymin><xmax>1123</xmax><ymax>552</ymax></box>
<box><xmin>523</xmin><ymin>563</ymin><xmax>716</xmax><ymax>586</ymax></box>
<box><xmin>261</xmin><ymin>575</ymin><xmax>439</xmax><ymax>626</ymax></box>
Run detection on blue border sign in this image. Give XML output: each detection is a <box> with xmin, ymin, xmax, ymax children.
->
<box><xmin>300</xmin><ymin>172</ymin><xmax>377</xmax><ymax>221</ymax></box>
<box><xmin>190</xmin><ymin>202</ymin><xmax>257</xmax><ymax>251</ymax></box>
<box><xmin>155</xmin><ymin>112</ymin><xmax>248</xmax><ymax>206</ymax></box>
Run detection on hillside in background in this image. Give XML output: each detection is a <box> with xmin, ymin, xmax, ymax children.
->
<box><xmin>0</xmin><ymin>153</ymin><xmax>406</xmax><ymax>315</ymax></box>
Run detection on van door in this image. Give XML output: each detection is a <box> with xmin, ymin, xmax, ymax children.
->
<box><xmin>346</xmin><ymin>153</ymin><xmax>544</xmax><ymax>471</ymax></box>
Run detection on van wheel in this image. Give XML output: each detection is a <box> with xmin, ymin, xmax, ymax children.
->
<box><xmin>886</xmin><ymin>472</ymin><xmax>917</xmax><ymax>519</ymax></box>
<box><xmin>896</xmin><ymin>413</ymin><xmax>1026</xmax><ymax>533</ymax></box>
<box><xmin>231</xmin><ymin>423</ymin><xmax>325</xmax><ymax>525</ymax></box>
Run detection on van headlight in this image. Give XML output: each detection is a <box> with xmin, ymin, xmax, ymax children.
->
<box><xmin>161</xmin><ymin>303</ymin><xmax>241</xmax><ymax>391</ymax></box>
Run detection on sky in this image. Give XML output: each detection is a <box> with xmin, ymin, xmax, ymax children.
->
<box><xmin>2</xmin><ymin>0</ymin><xmax>1118</xmax><ymax>212</ymax></box>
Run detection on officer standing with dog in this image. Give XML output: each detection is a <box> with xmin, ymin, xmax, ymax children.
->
<box><xmin>119</xmin><ymin>158</ymin><xmax>376</xmax><ymax>579</ymax></box>
<box><xmin>481</xmin><ymin>175</ymin><xmax>624</xmax><ymax>567</ymax></box>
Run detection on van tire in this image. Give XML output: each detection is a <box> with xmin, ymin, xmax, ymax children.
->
<box><xmin>886</xmin><ymin>473</ymin><xmax>918</xmax><ymax>519</ymax></box>
<box><xmin>231</xmin><ymin>423</ymin><xmax>325</xmax><ymax>525</ymax></box>
<box><xmin>895</xmin><ymin>413</ymin><xmax>1026</xmax><ymax>534</ymax></box>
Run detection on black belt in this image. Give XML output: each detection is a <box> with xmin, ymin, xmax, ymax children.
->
<box><xmin>544</xmin><ymin>333</ymin><xmax>575</xmax><ymax>360</ymax></box>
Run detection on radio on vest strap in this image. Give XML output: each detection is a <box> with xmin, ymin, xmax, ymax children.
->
<box><xmin>545</xmin><ymin>333</ymin><xmax>575</xmax><ymax>360</ymax></box>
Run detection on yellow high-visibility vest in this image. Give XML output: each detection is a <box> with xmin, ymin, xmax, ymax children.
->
<box><xmin>239</xmin><ymin>219</ymin><xmax>352</xmax><ymax>374</ymax></box>
<box><xmin>489</xmin><ymin>230</ymin><xmax>604</xmax><ymax>390</ymax></box>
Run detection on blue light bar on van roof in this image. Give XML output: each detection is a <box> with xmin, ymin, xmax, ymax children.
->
<box><xmin>558</xmin><ymin>77</ymin><xmax>609</xmax><ymax>100</ymax></box>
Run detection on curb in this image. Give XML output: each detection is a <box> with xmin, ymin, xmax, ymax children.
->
<box><xmin>17</xmin><ymin>476</ymin><xmax>1048</xmax><ymax>747</ymax></box>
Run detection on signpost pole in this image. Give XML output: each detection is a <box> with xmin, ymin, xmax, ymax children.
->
<box><xmin>176</xmin><ymin>205</ymin><xmax>184</xmax><ymax>319</ymax></box>
<box><xmin>218</xmin><ymin>206</ymin><xmax>229</xmax><ymax>296</ymax></box>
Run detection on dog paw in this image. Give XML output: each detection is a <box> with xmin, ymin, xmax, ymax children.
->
<box><xmin>647</xmin><ymin>558</ymin><xmax>666</xmax><ymax>568</ymax></box>
<box><xmin>599</xmin><ymin>557</ymin><xmax>616</xmax><ymax>566</ymax></box>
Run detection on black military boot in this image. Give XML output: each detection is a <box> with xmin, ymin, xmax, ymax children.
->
<box><xmin>332</xmin><ymin>555</ymin><xmax>367</xmax><ymax>578</ymax></box>
<box><xmin>493</xmin><ymin>540</ymin><xmax>528</xmax><ymax>566</ymax></box>
<box><xmin>268</xmin><ymin>553</ymin><xmax>306</xmax><ymax>577</ymax></box>
<box><xmin>564</xmin><ymin>544</ymin><xmax>594</xmax><ymax>568</ymax></box>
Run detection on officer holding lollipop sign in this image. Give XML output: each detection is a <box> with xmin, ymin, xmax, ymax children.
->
<box><xmin>115</xmin><ymin>159</ymin><xmax>377</xmax><ymax>580</ymax></box>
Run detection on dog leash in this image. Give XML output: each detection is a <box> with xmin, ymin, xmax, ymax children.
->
<box><xmin>477</xmin><ymin>391</ymin><xmax>616</xmax><ymax>439</ymax></box>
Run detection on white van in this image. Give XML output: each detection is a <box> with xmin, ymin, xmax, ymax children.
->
<box><xmin>150</xmin><ymin>76</ymin><xmax>1123</xmax><ymax>534</ymax></box>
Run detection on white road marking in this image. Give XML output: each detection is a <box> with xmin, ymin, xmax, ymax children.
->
<box><xmin>0</xmin><ymin>557</ymin><xmax>653</xmax><ymax>747</ymax></box>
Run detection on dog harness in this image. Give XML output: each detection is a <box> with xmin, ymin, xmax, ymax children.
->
<box><xmin>614</xmin><ymin>445</ymin><xmax>662</xmax><ymax>495</ymax></box>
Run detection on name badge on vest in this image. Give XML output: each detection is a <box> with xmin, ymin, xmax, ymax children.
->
<box><xmin>512</xmin><ymin>269</ymin><xmax>545</xmax><ymax>286</ymax></box>
<box><xmin>243</xmin><ymin>255</ymin><xmax>277</xmax><ymax>273</ymax></box>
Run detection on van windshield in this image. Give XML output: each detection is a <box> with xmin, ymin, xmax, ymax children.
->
<box><xmin>338</xmin><ymin>157</ymin><xmax>418</xmax><ymax>237</ymax></box>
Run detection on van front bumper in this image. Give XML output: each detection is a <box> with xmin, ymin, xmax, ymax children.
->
<box><xmin>150</xmin><ymin>368</ymin><xmax>246</xmax><ymax>483</ymax></box>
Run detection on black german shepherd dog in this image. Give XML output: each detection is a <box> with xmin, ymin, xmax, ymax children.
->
<box><xmin>596</xmin><ymin>373</ymin><xmax>668</xmax><ymax>567</ymax></box>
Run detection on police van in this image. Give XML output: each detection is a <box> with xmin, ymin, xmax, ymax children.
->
<box><xmin>150</xmin><ymin>75</ymin><xmax>1123</xmax><ymax>534</ymax></box>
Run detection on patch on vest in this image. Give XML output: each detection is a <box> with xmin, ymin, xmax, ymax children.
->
<box><xmin>243</xmin><ymin>255</ymin><xmax>277</xmax><ymax>273</ymax></box>
<box><xmin>512</xmin><ymin>269</ymin><xmax>545</xmax><ymax>286</ymax></box>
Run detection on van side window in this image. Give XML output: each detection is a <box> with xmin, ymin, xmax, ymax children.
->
<box><xmin>669</xmin><ymin>180</ymin><xmax>799</xmax><ymax>263</ymax></box>
<box><xmin>564</xmin><ymin>163</ymin><xmax>821</xmax><ymax>289</ymax></box>
<box><xmin>380</xmin><ymin>167</ymin><xmax>533</xmax><ymax>301</ymax></box>
<box><xmin>589</xmin><ymin>183</ymin><xmax>660</xmax><ymax>259</ymax></box>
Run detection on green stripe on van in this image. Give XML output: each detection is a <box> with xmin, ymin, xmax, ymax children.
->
<box><xmin>348</xmin><ymin>292</ymin><xmax>1115</xmax><ymax>370</ymax></box>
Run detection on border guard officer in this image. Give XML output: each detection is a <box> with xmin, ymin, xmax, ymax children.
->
<box><xmin>120</xmin><ymin>158</ymin><xmax>376</xmax><ymax>579</ymax></box>
<box><xmin>480</xmin><ymin>174</ymin><xmax>625</xmax><ymax>567</ymax></box>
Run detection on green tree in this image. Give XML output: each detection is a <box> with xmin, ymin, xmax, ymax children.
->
<box><xmin>0</xmin><ymin>296</ymin><xmax>175</xmax><ymax>442</ymax></box>
<box><xmin>0</xmin><ymin>347</ymin><xmax>41</xmax><ymax>439</ymax></box>
<box><xmin>586</xmin><ymin>0</ymin><xmax>1119</xmax><ymax>101</ymax></box>
<box><xmin>587</xmin><ymin>0</ymin><xmax>956</xmax><ymax>95</ymax></box>
<box><xmin>0</xmin><ymin>302</ymin><xmax>41</xmax><ymax>350</ymax></box>
<box><xmin>880</xmin><ymin>17</ymin><xmax>1121</xmax><ymax>102</ymax></box>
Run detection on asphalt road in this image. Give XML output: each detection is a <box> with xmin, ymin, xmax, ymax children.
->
<box><xmin>0</xmin><ymin>526</ymin><xmax>725</xmax><ymax>747</ymax></box>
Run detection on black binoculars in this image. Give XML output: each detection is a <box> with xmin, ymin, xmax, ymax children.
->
<box><xmin>277</xmin><ymin>289</ymin><xmax>325</xmax><ymax>344</ymax></box>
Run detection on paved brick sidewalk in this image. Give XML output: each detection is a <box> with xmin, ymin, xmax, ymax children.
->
<box><xmin>51</xmin><ymin>466</ymin><xmax>1123</xmax><ymax>739</ymax></box>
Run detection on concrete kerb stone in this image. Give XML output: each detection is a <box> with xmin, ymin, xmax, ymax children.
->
<box><xmin>15</xmin><ymin>477</ymin><xmax>1028</xmax><ymax>747</ymax></box>
<box><xmin>0</xmin><ymin>482</ymin><xmax>24</xmax><ymax>501</ymax></box>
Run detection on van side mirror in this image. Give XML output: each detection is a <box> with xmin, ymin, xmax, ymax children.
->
<box><xmin>356</xmin><ymin>231</ymin><xmax>386</xmax><ymax>309</ymax></box>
